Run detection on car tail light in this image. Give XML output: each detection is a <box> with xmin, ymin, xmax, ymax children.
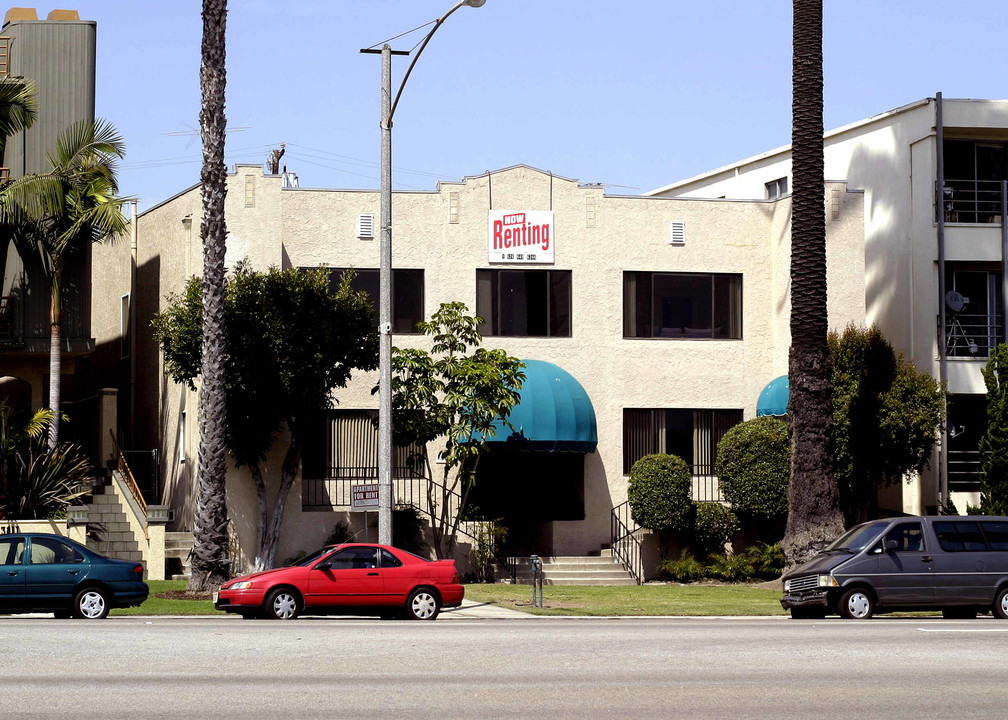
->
<box><xmin>132</xmin><ymin>565</ymin><xmax>144</xmax><ymax>576</ymax></box>
<box><xmin>451</xmin><ymin>571</ymin><xmax>459</xmax><ymax>584</ymax></box>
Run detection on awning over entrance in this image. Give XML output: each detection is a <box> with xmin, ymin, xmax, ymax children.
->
<box><xmin>756</xmin><ymin>375</ymin><xmax>789</xmax><ymax>417</ymax></box>
<box><xmin>487</xmin><ymin>359</ymin><xmax>598</xmax><ymax>453</ymax></box>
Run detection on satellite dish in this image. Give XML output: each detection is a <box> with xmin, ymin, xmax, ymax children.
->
<box><xmin>945</xmin><ymin>291</ymin><xmax>967</xmax><ymax>313</ymax></box>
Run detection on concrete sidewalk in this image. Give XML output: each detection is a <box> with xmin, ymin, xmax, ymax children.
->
<box><xmin>439</xmin><ymin>598</ymin><xmax>538</xmax><ymax>619</ymax></box>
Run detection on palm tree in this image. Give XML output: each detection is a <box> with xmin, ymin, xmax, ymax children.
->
<box><xmin>0</xmin><ymin>77</ymin><xmax>37</xmax><ymax>170</ymax></box>
<box><xmin>0</xmin><ymin>119</ymin><xmax>129</xmax><ymax>449</ymax></box>
<box><xmin>188</xmin><ymin>0</ymin><xmax>231</xmax><ymax>593</ymax></box>
<box><xmin>781</xmin><ymin>0</ymin><xmax>844</xmax><ymax>568</ymax></box>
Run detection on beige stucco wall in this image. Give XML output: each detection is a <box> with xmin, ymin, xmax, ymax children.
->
<box><xmin>134</xmin><ymin>163</ymin><xmax>865</xmax><ymax>562</ymax></box>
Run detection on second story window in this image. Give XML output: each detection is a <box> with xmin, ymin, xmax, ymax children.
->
<box><xmin>765</xmin><ymin>177</ymin><xmax>788</xmax><ymax>199</ymax></box>
<box><xmin>623</xmin><ymin>271</ymin><xmax>742</xmax><ymax>339</ymax></box>
<box><xmin>943</xmin><ymin>139</ymin><xmax>1008</xmax><ymax>223</ymax></box>
<box><xmin>476</xmin><ymin>269</ymin><xmax>571</xmax><ymax>337</ymax></box>
<box><xmin>322</xmin><ymin>268</ymin><xmax>424</xmax><ymax>334</ymax></box>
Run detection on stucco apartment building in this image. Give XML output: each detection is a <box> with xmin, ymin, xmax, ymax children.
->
<box><xmin>649</xmin><ymin>95</ymin><xmax>1008</xmax><ymax>514</ymax></box>
<box><xmin>125</xmin><ymin>163</ymin><xmax>864</xmax><ymax>565</ymax></box>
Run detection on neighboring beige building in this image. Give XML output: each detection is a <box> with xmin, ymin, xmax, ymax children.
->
<box><xmin>649</xmin><ymin>95</ymin><xmax>1008</xmax><ymax>514</ymax></box>
<box><xmin>122</xmin><ymin>163</ymin><xmax>865</xmax><ymax>569</ymax></box>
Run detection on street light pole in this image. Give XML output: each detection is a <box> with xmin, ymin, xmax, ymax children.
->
<box><xmin>363</xmin><ymin>0</ymin><xmax>486</xmax><ymax>548</ymax></box>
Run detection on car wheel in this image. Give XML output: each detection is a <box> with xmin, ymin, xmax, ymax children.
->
<box><xmin>406</xmin><ymin>588</ymin><xmax>441</xmax><ymax>621</ymax></box>
<box><xmin>838</xmin><ymin>587</ymin><xmax>874</xmax><ymax>620</ymax></box>
<box><xmin>73</xmin><ymin>588</ymin><xmax>110</xmax><ymax>620</ymax></box>
<box><xmin>942</xmin><ymin>607</ymin><xmax>977</xmax><ymax>619</ymax></box>
<box><xmin>994</xmin><ymin>587</ymin><xmax>1008</xmax><ymax>619</ymax></box>
<box><xmin>265</xmin><ymin>588</ymin><xmax>301</xmax><ymax>620</ymax></box>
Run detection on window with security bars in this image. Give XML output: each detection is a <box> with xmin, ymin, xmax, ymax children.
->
<box><xmin>622</xmin><ymin>408</ymin><xmax>742</xmax><ymax>478</ymax></box>
<box><xmin>301</xmin><ymin>410</ymin><xmax>426</xmax><ymax>509</ymax></box>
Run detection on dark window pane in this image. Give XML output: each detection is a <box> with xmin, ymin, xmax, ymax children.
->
<box><xmin>393</xmin><ymin>269</ymin><xmax>424</xmax><ymax>333</ymax></box>
<box><xmin>549</xmin><ymin>271</ymin><xmax>571</xmax><ymax>337</ymax></box>
<box><xmin>653</xmin><ymin>273</ymin><xmax>712</xmax><ymax>337</ymax></box>
<box><xmin>981</xmin><ymin>522</ymin><xmax>1008</xmax><ymax>551</ymax></box>
<box><xmin>478</xmin><ymin>269</ymin><xmax>570</xmax><ymax>337</ymax></box>
<box><xmin>622</xmin><ymin>271</ymin><xmax>651</xmax><ymax>338</ymax></box>
<box><xmin>713</xmin><ymin>274</ymin><xmax>742</xmax><ymax>339</ymax></box>
<box><xmin>475</xmin><ymin>269</ymin><xmax>496</xmax><ymax>335</ymax></box>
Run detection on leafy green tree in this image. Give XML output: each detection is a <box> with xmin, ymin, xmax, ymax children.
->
<box><xmin>2</xmin><ymin>119</ymin><xmax>129</xmax><ymax>449</ymax></box>
<box><xmin>627</xmin><ymin>453</ymin><xmax>695</xmax><ymax>559</ymax></box>
<box><xmin>387</xmin><ymin>302</ymin><xmax>524</xmax><ymax>559</ymax></box>
<box><xmin>980</xmin><ymin>345</ymin><xmax>1008</xmax><ymax>515</ymax></box>
<box><xmin>830</xmin><ymin>324</ymin><xmax>945</xmax><ymax>525</ymax></box>
<box><xmin>153</xmin><ymin>263</ymin><xmax>378</xmax><ymax>570</ymax></box>
<box><xmin>783</xmin><ymin>0</ymin><xmax>845</xmax><ymax>567</ymax></box>
<box><xmin>716</xmin><ymin>417</ymin><xmax>790</xmax><ymax>520</ymax></box>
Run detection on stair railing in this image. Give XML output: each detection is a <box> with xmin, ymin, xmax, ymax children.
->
<box><xmin>110</xmin><ymin>430</ymin><xmax>148</xmax><ymax>541</ymax></box>
<box><xmin>610</xmin><ymin>501</ymin><xmax>643</xmax><ymax>584</ymax></box>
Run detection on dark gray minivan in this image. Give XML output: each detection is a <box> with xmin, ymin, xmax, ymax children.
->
<box><xmin>781</xmin><ymin>516</ymin><xmax>1008</xmax><ymax>619</ymax></box>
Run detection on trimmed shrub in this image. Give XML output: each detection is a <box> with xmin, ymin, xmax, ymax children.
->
<box><xmin>715</xmin><ymin>417</ymin><xmax>789</xmax><ymax>519</ymax></box>
<box><xmin>657</xmin><ymin>550</ymin><xmax>705</xmax><ymax>583</ymax></box>
<box><xmin>628</xmin><ymin>454</ymin><xmax>695</xmax><ymax>557</ymax></box>
<box><xmin>692</xmin><ymin>502</ymin><xmax>739</xmax><ymax>557</ymax></box>
<box><xmin>705</xmin><ymin>552</ymin><xmax>755</xmax><ymax>583</ymax></box>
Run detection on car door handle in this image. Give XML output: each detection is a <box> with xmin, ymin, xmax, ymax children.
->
<box><xmin>367</xmin><ymin>572</ymin><xmax>379</xmax><ymax>576</ymax></box>
<box><xmin>921</xmin><ymin>555</ymin><xmax>932</xmax><ymax>562</ymax></box>
<box><xmin>67</xmin><ymin>569</ymin><xmax>80</xmax><ymax>575</ymax></box>
<box><xmin>7</xmin><ymin>571</ymin><xmax>18</xmax><ymax>576</ymax></box>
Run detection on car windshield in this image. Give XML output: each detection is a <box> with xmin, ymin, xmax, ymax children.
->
<box><xmin>291</xmin><ymin>547</ymin><xmax>333</xmax><ymax>567</ymax></box>
<box><xmin>824</xmin><ymin>521</ymin><xmax>890</xmax><ymax>553</ymax></box>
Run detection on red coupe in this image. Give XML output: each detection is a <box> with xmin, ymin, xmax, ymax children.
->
<box><xmin>213</xmin><ymin>543</ymin><xmax>464</xmax><ymax>620</ymax></box>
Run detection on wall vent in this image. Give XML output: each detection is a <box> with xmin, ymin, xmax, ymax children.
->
<box><xmin>358</xmin><ymin>214</ymin><xmax>374</xmax><ymax>239</ymax></box>
<box><xmin>669</xmin><ymin>221</ymin><xmax>686</xmax><ymax>246</ymax></box>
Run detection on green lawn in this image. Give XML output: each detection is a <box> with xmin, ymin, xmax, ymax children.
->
<box><xmin>110</xmin><ymin>580</ymin><xmax>223</xmax><ymax>616</ymax></box>
<box><xmin>462</xmin><ymin>582</ymin><xmax>787</xmax><ymax>616</ymax></box>
<box><xmin>108</xmin><ymin>579</ymin><xmax>787</xmax><ymax>617</ymax></box>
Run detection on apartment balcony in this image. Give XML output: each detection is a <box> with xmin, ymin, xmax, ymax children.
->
<box><xmin>945</xmin><ymin>313</ymin><xmax>1005</xmax><ymax>359</ymax></box>
<box><xmin>948</xmin><ymin>449</ymin><xmax>980</xmax><ymax>493</ymax></box>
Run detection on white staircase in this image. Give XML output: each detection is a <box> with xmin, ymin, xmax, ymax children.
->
<box><xmin>165</xmin><ymin>532</ymin><xmax>194</xmax><ymax>581</ymax></box>
<box><xmin>84</xmin><ymin>479</ymin><xmax>143</xmax><ymax>564</ymax></box>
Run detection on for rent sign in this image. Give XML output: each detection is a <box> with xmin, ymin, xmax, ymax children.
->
<box><xmin>350</xmin><ymin>484</ymin><xmax>380</xmax><ymax>511</ymax></box>
<box><xmin>488</xmin><ymin>210</ymin><xmax>554</xmax><ymax>264</ymax></box>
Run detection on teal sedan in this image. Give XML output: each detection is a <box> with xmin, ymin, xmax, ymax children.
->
<box><xmin>0</xmin><ymin>533</ymin><xmax>148</xmax><ymax>619</ymax></box>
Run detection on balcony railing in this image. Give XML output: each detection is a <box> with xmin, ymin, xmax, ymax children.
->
<box><xmin>941</xmin><ymin>178</ymin><xmax>1007</xmax><ymax>224</ymax></box>
<box><xmin>945</xmin><ymin>313</ymin><xmax>1005</xmax><ymax>358</ymax></box>
<box><xmin>948</xmin><ymin>449</ymin><xmax>981</xmax><ymax>491</ymax></box>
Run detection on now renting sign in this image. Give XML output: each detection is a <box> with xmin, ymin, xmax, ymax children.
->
<box><xmin>488</xmin><ymin>210</ymin><xmax>554</xmax><ymax>264</ymax></box>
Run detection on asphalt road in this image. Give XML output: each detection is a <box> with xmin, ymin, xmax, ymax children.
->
<box><xmin>1</xmin><ymin>615</ymin><xmax>1007</xmax><ymax>719</ymax></box>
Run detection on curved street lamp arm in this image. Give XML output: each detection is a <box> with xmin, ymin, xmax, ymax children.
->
<box><xmin>387</xmin><ymin>0</ymin><xmax>467</xmax><ymax>126</ymax></box>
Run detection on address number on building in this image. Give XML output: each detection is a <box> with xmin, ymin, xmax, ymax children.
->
<box><xmin>351</xmin><ymin>484</ymin><xmax>380</xmax><ymax>510</ymax></box>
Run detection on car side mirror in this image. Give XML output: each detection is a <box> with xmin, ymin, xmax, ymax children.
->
<box><xmin>884</xmin><ymin>539</ymin><xmax>900</xmax><ymax>552</ymax></box>
<box><xmin>315</xmin><ymin>561</ymin><xmax>332</xmax><ymax>570</ymax></box>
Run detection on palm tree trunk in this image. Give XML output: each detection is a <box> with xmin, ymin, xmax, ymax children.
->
<box><xmin>188</xmin><ymin>0</ymin><xmax>230</xmax><ymax>593</ymax></box>
<box><xmin>782</xmin><ymin>0</ymin><xmax>844</xmax><ymax>568</ymax></box>
<box><xmin>47</xmin><ymin>267</ymin><xmax>62</xmax><ymax>449</ymax></box>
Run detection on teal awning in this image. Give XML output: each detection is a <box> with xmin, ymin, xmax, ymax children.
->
<box><xmin>486</xmin><ymin>359</ymin><xmax>598</xmax><ymax>453</ymax></box>
<box><xmin>756</xmin><ymin>375</ymin><xmax>789</xmax><ymax>417</ymax></box>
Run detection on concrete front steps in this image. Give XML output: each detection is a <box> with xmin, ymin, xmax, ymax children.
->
<box><xmin>496</xmin><ymin>553</ymin><xmax>637</xmax><ymax>586</ymax></box>
<box><xmin>165</xmin><ymin>532</ymin><xmax>194</xmax><ymax>581</ymax></box>
<box><xmin>84</xmin><ymin>480</ymin><xmax>143</xmax><ymax>564</ymax></box>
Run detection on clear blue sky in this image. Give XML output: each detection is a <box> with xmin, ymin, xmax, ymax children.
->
<box><xmin>63</xmin><ymin>0</ymin><xmax>1008</xmax><ymax>210</ymax></box>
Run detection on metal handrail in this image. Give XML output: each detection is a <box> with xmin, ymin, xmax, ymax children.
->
<box><xmin>945</xmin><ymin>313</ymin><xmax>1005</xmax><ymax>358</ymax></box>
<box><xmin>610</xmin><ymin>501</ymin><xmax>643</xmax><ymax>584</ymax></box>
<box><xmin>941</xmin><ymin>178</ymin><xmax>1008</xmax><ymax>224</ymax></box>
<box><xmin>109</xmin><ymin>430</ymin><xmax>148</xmax><ymax>541</ymax></box>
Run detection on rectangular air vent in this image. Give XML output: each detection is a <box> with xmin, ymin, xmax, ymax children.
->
<box><xmin>358</xmin><ymin>214</ymin><xmax>374</xmax><ymax>239</ymax></box>
<box><xmin>669</xmin><ymin>221</ymin><xmax>686</xmax><ymax>246</ymax></box>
